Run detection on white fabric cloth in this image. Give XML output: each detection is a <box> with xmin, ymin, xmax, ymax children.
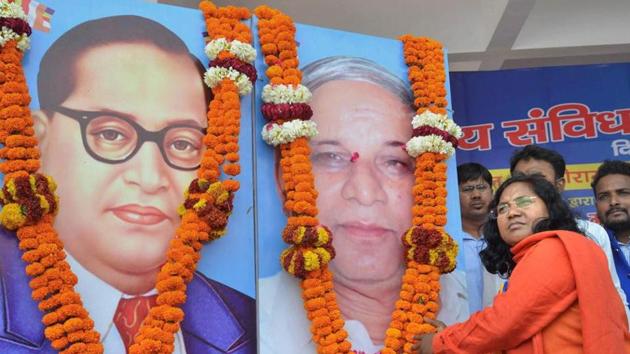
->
<box><xmin>258</xmin><ymin>270</ymin><xmax>469</xmax><ymax>354</ymax></box>
<box><xmin>576</xmin><ymin>218</ymin><xmax>630</xmax><ymax>326</ymax></box>
<box><xmin>66</xmin><ymin>255</ymin><xmax>187</xmax><ymax>354</ymax></box>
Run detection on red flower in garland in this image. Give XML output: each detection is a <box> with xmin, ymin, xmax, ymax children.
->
<box><xmin>209</xmin><ymin>57</ymin><xmax>257</xmax><ymax>83</ymax></box>
<box><xmin>261</xmin><ymin>102</ymin><xmax>313</xmax><ymax>122</ymax></box>
<box><xmin>0</xmin><ymin>18</ymin><xmax>31</xmax><ymax>36</ymax></box>
<box><xmin>412</xmin><ymin>125</ymin><xmax>459</xmax><ymax>148</ymax></box>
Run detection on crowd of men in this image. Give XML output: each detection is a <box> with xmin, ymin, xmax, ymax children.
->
<box><xmin>457</xmin><ymin>145</ymin><xmax>630</xmax><ymax>321</ymax></box>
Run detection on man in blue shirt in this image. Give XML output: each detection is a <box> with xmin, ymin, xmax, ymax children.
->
<box><xmin>592</xmin><ymin>159</ymin><xmax>630</xmax><ymax>314</ymax></box>
<box><xmin>457</xmin><ymin>163</ymin><xmax>503</xmax><ymax>314</ymax></box>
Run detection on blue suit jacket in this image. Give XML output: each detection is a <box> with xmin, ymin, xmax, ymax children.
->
<box><xmin>0</xmin><ymin>228</ymin><xmax>256</xmax><ymax>353</ymax></box>
<box><xmin>607</xmin><ymin>228</ymin><xmax>630</xmax><ymax>310</ymax></box>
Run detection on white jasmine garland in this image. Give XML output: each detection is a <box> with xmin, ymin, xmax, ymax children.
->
<box><xmin>406</xmin><ymin>135</ymin><xmax>455</xmax><ymax>158</ymax></box>
<box><xmin>204</xmin><ymin>38</ymin><xmax>256</xmax><ymax>64</ymax></box>
<box><xmin>0</xmin><ymin>27</ymin><xmax>29</xmax><ymax>51</ymax></box>
<box><xmin>0</xmin><ymin>1</ymin><xmax>27</xmax><ymax>21</ymax></box>
<box><xmin>261</xmin><ymin>84</ymin><xmax>311</xmax><ymax>104</ymax></box>
<box><xmin>204</xmin><ymin>66</ymin><xmax>252</xmax><ymax>95</ymax></box>
<box><xmin>261</xmin><ymin>119</ymin><xmax>318</xmax><ymax>146</ymax></box>
<box><xmin>411</xmin><ymin>111</ymin><xmax>463</xmax><ymax>139</ymax></box>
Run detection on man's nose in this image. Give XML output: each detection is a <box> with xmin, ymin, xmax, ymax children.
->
<box><xmin>122</xmin><ymin>142</ymin><xmax>170</xmax><ymax>193</ymax></box>
<box><xmin>341</xmin><ymin>162</ymin><xmax>387</xmax><ymax>206</ymax></box>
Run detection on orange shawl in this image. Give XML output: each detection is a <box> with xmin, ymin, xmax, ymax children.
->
<box><xmin>433</xmin><ymin>230</ymin><xmax>629</xmax><ymax>353</ymax></box>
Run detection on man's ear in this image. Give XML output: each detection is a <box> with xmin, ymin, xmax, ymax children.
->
<box><xmin>556</xmin><ymin>177</ymin><xmax>566</xmax><ymax>193</ymax></box>
<box><xmin>32</xmin><ymin>110</ymin><xmax>51</xmax><ymax>152</ymax></box>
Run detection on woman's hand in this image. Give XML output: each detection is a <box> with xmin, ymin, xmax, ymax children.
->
<box><xmin>411</xmin><ymin>317</ymin><xmax>447</xmax><ymax>354</ymax></box>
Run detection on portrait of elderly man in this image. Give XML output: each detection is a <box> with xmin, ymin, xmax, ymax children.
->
<box><xmin>0</xmin><ymin>15</ymin><xmax>255</xmax><ymax>354</ymax></box>
<box><xmin>259</xmin><ymin>56</ymin><xmax>468</xmax><ymax>354</ymax></box>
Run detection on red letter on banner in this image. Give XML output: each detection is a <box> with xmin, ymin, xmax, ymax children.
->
<box><xmin>458</xmin><ymin>123</ymin><xmax>494</xmax><ymax>151</ymax></box>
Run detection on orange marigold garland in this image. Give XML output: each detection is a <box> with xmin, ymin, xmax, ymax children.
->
<box><xmin>0</xmin><ymin>1</ymin><xmax>103</xmax><ymax>353</ymax></box>
<box><xmin>256</xmin><ymin>6</ymin><xmax>462</xmax><ymax>354</ymax></box>
<box><xmin>393</xmin><ymin>35</ymin><xmax>462</xmax><ymax>354</ymax></box>
<box><xmin>0</xmin><ymin>1</ymin><xmax>253</xmax><ymax>353</ymax></box>
<box><xmin>255</xmin><ymin>5</ymin><xmax>350</xmax><ymax>354</ymax></box>
<box><xmin>128</xmin><ymin>2</ymin><xmax>253</xmax><ymax>353</ymax></box>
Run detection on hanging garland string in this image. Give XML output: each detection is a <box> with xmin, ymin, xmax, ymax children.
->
<box><xmin>129</xmin><ymin>1</ymin><xmax>255</xmax><ymax>352</ymax></box>
<box><xmin>255</xmin><ymin>6</ymin><xmax>461</xmax><ymax>354</ymax></box>
<box><xmin>0</xmin><ymin>1</ymin><xmax>103</xmax><ymax>353</ymax></box>
<box><xmin>0</xmin><ymin>1</ymin><xmax>254</xmax><ymax>353</ymax></box>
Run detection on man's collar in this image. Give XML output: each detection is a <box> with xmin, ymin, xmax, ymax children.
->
<box><xmin>66</xmin><ymin>254</ymin><xmax>124</xmax><ymax>339</ymax></box>
<box><xmin>462</xmin><ymin>231</ymin><xmax>484</xmax><ymax>241</ymax></box>
<box><xmin>605</xmin><ymin>227</ymin><xmax>630</xmax><ymax>247</ymax></box>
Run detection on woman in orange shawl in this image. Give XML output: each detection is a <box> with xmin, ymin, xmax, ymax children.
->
<box><xmin>415</xmin><ymin>174</ymin><xmax>630</xmax><ymax>353</ymax></box>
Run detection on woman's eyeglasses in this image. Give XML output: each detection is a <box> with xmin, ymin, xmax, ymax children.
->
<box><xmin>490</xmin><ymin>195</ymin><xmax>538</xmax><ymax>218</ymax></box>
<box><xmin>53</xmin><ymin>106</ymin><xmax>206</xmax><ymax>171</ymax></box>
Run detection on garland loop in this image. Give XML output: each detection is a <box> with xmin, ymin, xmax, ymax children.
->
<box><xmin>0</xmin><ymin>173</ymin><xmax>58</xmax><ymax>230</ymax></box>
<box><xmin>0</xmin><ymin>2</ymin><xmax>253</xmax><ymax>353</ymax></box>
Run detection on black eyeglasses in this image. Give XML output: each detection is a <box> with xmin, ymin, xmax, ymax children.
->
<box><xmin>53</xmin><ymin>106</ymin><xmax>206</xmax><ymax>171</ymax></box>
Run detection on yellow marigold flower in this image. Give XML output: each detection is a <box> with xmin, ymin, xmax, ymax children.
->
<box><xmin>316</xmin><ymin>226</ymin><xmax>329</xmax><ymax>243</ymax></box>
<box><xmin>313</xmin><ymin>247</ymin><xmax>331</xmax><ymax>264</ymax></box>
<box><xmin>207</xmin><ymin>181</ymin><xmax>222</xmax><ymax>195</ymax></box>
<box><xmin>429</xmin><ymin>249</ymin><xmax>438</xmax><ymax>264</ymax></box>
<box><xmin>215</xmin><ymin>191</ymin><xmax>229</xmax><ymax>204</ymax></box>
<box><xmin>193</xmin><ymin>199</ymin><xmax>207</xmax><ymax>210</ymax></box>
<box><xmin>38</xmin><ymin>195</ymin><xmax>50</xmax><ymax>213</ymax></box>
<box><xmin>213</xmin><ymin>228</ymin><xmax>227</xmax><ymax>236</ymax></box>
<box><xmin>6</xmin><ymin>179</ymin><xmax>17</xmax><ymax>198</ymax></box>
<box><xmin>29</xmin><ymin>174</ymin><xmax>37</xmax><ymax>190</ymax></box>
<box><xmin>303</xmin><ymin>249</ymin><xmax>320</xmax><ymax>271</ymax></box>
<box><xmin>0</xmin><ymin>203</ymin><xmax>26</xmax><ymax>230</ymax></box>
<box><xmin>46</xmin><ymin>175</ymin><xmax>57</xmax><ymax>191</ymax></box>
<box><xmin>295</xmin><ymin>226</ymin><xmax>306</xmax><ymax>243</ymax></box>
<box><xmin>407</xmin><ymin>248</ymin><xmax>416</xmax><ymax>260</ymax></box>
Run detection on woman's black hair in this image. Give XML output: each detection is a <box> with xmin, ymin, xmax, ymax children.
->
<box><xmin>479</xmin><ymin>174</ymin><xmax>580</xmax><ymax>278</ymax></box>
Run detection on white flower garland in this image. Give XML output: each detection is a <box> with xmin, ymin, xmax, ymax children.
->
<box><xmin>406</xmin><ymin>134</ymin><xmax>455</xmax><ymax>158</ymax></box>
<box><xmin>261</xmin><ymin>119</ymin><xmax>318</xmax><ymax>146</ymax></box>
<box><xmin>0</xmin><ymin>27</ymin><xmax>29</xmax><ymax>51</ymax></box>
<box><xmin>203</xmin><ymin>66</ymin><xmax>252</xmax><ymax>95</ymax></box>
<box><xmin>411</xmin><ymin>111</ymin><xmax>462</xmax><ymax>139</ymax></box>
<box><xmin>261</xmin><ymin>84</ymin><xmax>311</xmax><ymax>104</ymax></box>
<box><xmin>204</xmin><ymin>38</ymin><xmax>257</xmax><ymax>64</ymax></box>
<box><xmin>0</xmin><ymin>1</ymin><xmax>27</xmax><ymax>22</ymax></box>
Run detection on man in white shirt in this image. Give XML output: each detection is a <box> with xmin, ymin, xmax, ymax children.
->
<box><xmin>259</xmin><ymin>270</ymin><xmax>468</xmax><ymax>354</ymax></box>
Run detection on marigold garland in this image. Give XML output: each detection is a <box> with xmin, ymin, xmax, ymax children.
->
<box><xmin>389</xmin><ymin>35</ymin><xmax>461</xmax><ymax>354</ymax></box>
<box><xmin>0</xmin><ymin>1</ymin><xmax>252</xmax><ymax>353</ymax></box>
<box><xmin>0</xmin><ymin>3</ymin><xmax>103</xmax><ymax>353</ymax></box>
<box><xmin>255</xmin><ymin>6</ymin><xmax>353</xmax><ymax>354</ymax></box>
<box><xmin>128</xmin><ymin>2</ymin><xmax>252</xmax><ymax>353</ymax></box>
<box><xmin>256</xmin><ymin>7</ymin><xmax>460</xmax><ymax>354</ymax></box>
